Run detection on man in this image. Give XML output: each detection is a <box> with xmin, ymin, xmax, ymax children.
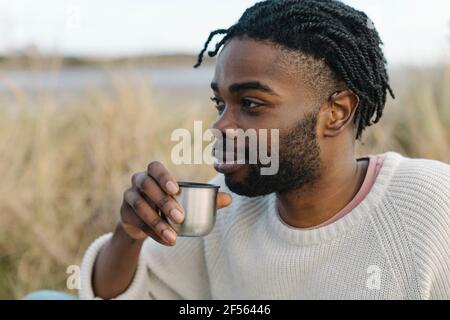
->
<box><xmin>80</xmin><ymin>0</ymin><xmax>450</xmax><ymax>299</ymax></box>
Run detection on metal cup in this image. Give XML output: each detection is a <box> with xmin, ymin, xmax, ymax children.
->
<box><xmin>166</xmin><ymin>181</ymin><xmax>220</xmax><ymax>237</ymax></box>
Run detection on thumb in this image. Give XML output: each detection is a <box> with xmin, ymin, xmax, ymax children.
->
<box><xmin>216</xmin><ymin>192</ymin><xmax>232</xmax><ymax>209</ymax></box>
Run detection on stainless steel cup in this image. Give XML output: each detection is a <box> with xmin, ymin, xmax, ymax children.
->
<box><xmin>166</xmin><ymin>181</ymin><xmax>220</xmax><ymax>237</ymax></box>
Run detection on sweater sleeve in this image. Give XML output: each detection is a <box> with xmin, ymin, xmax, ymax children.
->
<box><xmin>79</xmin><ymin>232</ymin><xmax>211</xmax><ymax>300</ymax></box>
<box><xmin>79</xmin><ymin>175</ymin><xmax>227</xmax><ymax>300</ymax></box>
<box><xmin>425</xmin><ymin>175</ymin><xmax>450</xmax><ymax>300</ymax></box>
<box><xmin>79</xmin><ymin>233</ymin><xmax>151</xmax><ymax>300</ymax></box>
<box><xmin>418</xmin><ymin>203</ymin><xmax>450</xmax><ymax>300</ymax></box>
<box><xmin>399</xmin><ymin>159</ymin><xmax>450</xmax><ymax>299</ymax></box>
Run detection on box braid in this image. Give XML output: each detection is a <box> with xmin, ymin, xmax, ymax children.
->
<box><xmin>193</xmin><ymin>0</ymin><xmax>395</xmax><ymax>140</ymax></box>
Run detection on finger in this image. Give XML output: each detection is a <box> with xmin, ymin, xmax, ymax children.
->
<box><xmin>216</xmin><ymin>192</ymin><xmax>232</xmax><ymax>209</ymax></box>
<box><xmin>131</xmin><ymin>172</ymin><xmax>158</xmax><ymax>210</ymax></box>
<box><xmin>121</xmin><ymin>202</ymin><xmax>172</xmax><ymax>246</ymax></box>
<box><xmin>132</xmin><ymin>172</ymin><xmax>156</xmax><ymax>208</ymax></box>
<box><xmin>123</xmin><ymin>188</ymin><xmax>177</xmax><ymax>245</ymax></box>
<box><xmin>147</xmin><ymin>161</ymin><xmax>179</xmax><ymax>195</ymax></box>
<box><xmin>133</xmin><ymin>174</ymin><xmax>185</xmax><ymax>224</ymax></box>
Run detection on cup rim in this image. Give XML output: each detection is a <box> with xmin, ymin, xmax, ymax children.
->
<box><xmin>177</xmin><ymin>181</ymin><xmax>220</xmax><ymax>189</ymax></box>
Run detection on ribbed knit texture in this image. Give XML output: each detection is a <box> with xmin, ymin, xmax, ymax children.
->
<box><xmin>79</xmin><ymin>152</ymin><xmax>450</xmax><ymax>300</ymax></box>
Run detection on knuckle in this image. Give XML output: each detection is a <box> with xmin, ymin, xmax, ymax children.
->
<box><xmin>131</xmin><ymin>172</ymin><xmax>141</xmax><ymax>185</ymax></box>
<box><xmin>123</xmin><ymin>188</ymin><xmax>133</xmax><ymax>201</ymax></box>
<box><xmin>133</xmin><ymin>197</ymin><xmax>146</xmax><ymax>210</ymax></box>
<box><xmin>158</xmin><ymin>195</ymin><xmax>172</xmax><ymax>208</ymax></box>
<box><xmin>147</xmin><ymin>161</ymin><xmax>161</xmax><ymax>173</ymax></box>
<box><xmin>149</xmin><ymin>216</ymin><xmax>163</xmax><ymax>229</ymax></box>
<box><xmin>140</xmin><ymin>176</ymin><xmax>154</xmax><ymax>192</ymax></box>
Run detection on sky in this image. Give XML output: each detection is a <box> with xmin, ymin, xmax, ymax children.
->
<box><xmin>0</xmin><ymin>0</ymin><xmax>449</xmax><ymax>66</ymax></box>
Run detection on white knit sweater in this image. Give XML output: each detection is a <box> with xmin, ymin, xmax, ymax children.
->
<box><xmin>79</xmin><ymin>152</ymin><xmax>450</xmax><ymax>300</ymax></box>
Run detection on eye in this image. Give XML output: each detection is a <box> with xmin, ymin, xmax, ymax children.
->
<box><xmin>210</xmin><ymin>96</ymin><xmax>264</xmax><ymax>114</ymax></box>
<box><xmin>210</xmin><ymin>96</ymin><xmax>225</xmax><ymax>113</ymax></box>
<box><xmin>241</xmin><ymin>98</ymin><xmax>263</xmax><ymax>111</ymax></box>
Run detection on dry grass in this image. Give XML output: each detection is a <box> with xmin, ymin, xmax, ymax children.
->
<box><xmin>356</xmin><ymin>66</ymin><xmax>450</xmax><ymax>161</ymax></box>
<box><xmin>0</xmin><ymin>64</ymin><xmax>448</xmax><ymax>299</ymax></box>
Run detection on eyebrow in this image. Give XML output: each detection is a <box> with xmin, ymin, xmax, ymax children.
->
<box><xmin>210</xmin><ymin>81</ymin><xmax>280</xmax><ymax>97</ymax></box>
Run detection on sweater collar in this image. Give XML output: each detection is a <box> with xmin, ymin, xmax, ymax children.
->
<box><xmin>264</xmin><ymin>152</ymin><xmax>403</xmax><ymax>246</ymax></box>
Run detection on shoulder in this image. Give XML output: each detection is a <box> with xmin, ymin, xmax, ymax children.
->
<box><xmin>384</xmin><ymin>152</ymin><xmax>450</xmax><ymax>229</ymax></box>
<box><xmin>384</xmin><ymin>152</ymin><xmax>450</xmax><ymax>207</ymax></box>
<box><xmin>382</xmin><ymin>153</ymin><xmax>450</xmax><ymax>297</ymax></box>
<box><xmin>390</xmin><ymin>152</ymin><xmax>450</xmax><ymax>182</ymax></box>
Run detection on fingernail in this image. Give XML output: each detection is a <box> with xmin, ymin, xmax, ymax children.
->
<box><xmin>162</xmin><ymin>229</ymin><xmax>176</xmax><ymax>243</ymax></box>
<box><xmin>166</xmin><ymin>181</ymin><xmax>178</xmax><ymax>194</ymax></box>
<box><xmin>170</xmin><ymin>208</ymin><xmax>184</xmax><ymax>223</ymax></box>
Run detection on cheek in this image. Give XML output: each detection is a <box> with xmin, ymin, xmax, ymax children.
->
<box><xmin>234</xmin><ymin>102</ymin><xmax>308</xmax><ymax>144</ymax></box>
<box><xmin>234</xmin><ymin>111</ymin><xmax>278</xmax><ymax>132</ymax></box>
<box><xmin>275</xmin><ymin>101</ymin><xmax>313</xmax><ymax>130</ymax></box>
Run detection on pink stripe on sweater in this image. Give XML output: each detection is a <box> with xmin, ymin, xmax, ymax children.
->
<box><xmin>303</xmin><ymin>154</ymin><xmax>386</xmax><ymax>230</ymax></box>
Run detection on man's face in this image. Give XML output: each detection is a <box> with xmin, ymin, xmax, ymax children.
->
<box><xmin>210</xmin><ymin>37</ymin><xmax>324</xmax><ymax>196</ymax></box>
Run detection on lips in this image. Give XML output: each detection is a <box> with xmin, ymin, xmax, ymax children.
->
<box><xmin>214</xmin><ymin>161</ymin><xmax>244</xmax><ymax>174</ymax></box>
<box><xmin>212</xmin><ymin>140</ymin><xmax>248</xmax><ymax>174</ymax></box>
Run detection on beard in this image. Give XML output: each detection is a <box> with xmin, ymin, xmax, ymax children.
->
<box><xmin>224</xmin><ymin>111</ymin><xmax>322</xmax><ymax>197</ymax></box>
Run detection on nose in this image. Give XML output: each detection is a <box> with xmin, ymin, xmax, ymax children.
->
<box><xmin>211</xmin><ymin>106</ymin><xmax>239</xmax><ymax>134</ymax></box>
<box><xmin>210</xmin><ymin>107</ymin><xmax>242</xmax><ymax>161</ymax></box>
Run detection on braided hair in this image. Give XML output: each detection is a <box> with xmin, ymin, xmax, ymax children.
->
<box><xmin>194</xmin><ymin>0</ymin><xmax>395</xmax><ymax>140</ymax></box>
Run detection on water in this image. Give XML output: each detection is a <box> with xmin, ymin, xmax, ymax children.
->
<box><xmin>0</xmin><ymin>65</ymin><xmax>215</xmax><ymax>94</ymax></box>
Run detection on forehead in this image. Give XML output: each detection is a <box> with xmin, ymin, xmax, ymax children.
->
<box><xmin>212</xmin><ymin>37</ymin><xmax>295</xmax><ymax>91</ymax></box>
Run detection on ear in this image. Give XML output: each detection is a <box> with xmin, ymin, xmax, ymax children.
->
<box><xmin>321</xmin><ymin>90</ymin><xmax>359</xmax><ymax>138</ymax></box>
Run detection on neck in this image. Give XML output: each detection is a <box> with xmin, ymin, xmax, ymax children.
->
<box><xmin>276</xmin><ymin>152</ymin><xmax>368</xmax><ymax>228</ymax></box>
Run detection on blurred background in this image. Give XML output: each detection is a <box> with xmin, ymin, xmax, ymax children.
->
<box><xmin>0</xmin><ymin>0</ymin><xmax>449</xmax><ymax>299</ymax></box>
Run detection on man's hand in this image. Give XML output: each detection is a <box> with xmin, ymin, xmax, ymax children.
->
<box><xmin>120</xmin><ymin>161</ymin><xmax>232</xmax><ymax>245</ymax></box>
